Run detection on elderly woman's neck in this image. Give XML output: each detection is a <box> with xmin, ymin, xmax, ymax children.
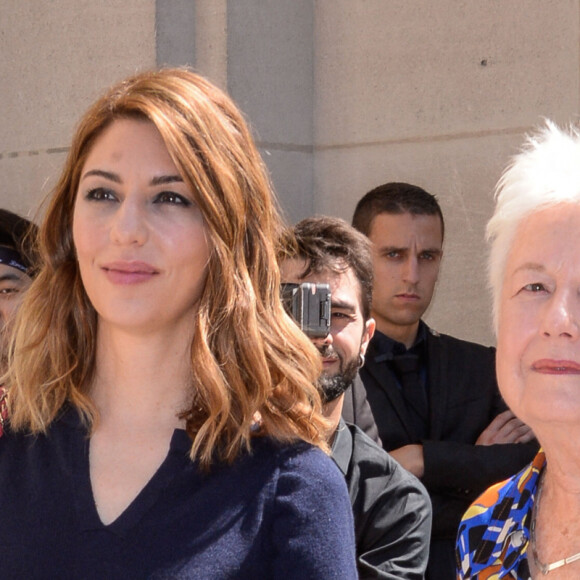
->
<box><xmin>537</xmin><ymin>428</ymin><xmax>580</xmax><ymax>496</ymax></box>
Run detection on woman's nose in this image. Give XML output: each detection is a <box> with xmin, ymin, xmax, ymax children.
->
<box><xmin>542</xmin><ymin>290</ymin><xmax>580</xmax><ymax>339</ymax></box>
<box><xmin>110</xmin><ymin>200</ymin><xmax>148</xmax><ymax>246</ymax></box>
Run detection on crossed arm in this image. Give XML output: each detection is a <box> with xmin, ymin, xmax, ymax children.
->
<box><xmin>389</xmin><ymin>410</ymin><xmax>535</xmax><ymax>478</ymax></box>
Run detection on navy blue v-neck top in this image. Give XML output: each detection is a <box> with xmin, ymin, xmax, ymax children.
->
<box><xmin>0</xmin><ymin>408</ymin><xmax>356</xmax><ymax>579</ymax></box>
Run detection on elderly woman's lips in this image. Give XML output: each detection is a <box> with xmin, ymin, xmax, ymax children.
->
<box><xmin>532</xmin><ymin>359</ymin><xmax>580</xmax><ymax>373</ymax></box>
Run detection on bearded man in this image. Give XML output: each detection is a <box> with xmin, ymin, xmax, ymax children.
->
<box><xmin>280</xmin><ymin>216</ymin><xmax>431</xmax><ymax>580</ymax></box>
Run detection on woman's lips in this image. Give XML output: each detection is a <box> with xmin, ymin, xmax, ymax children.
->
<box><xmin>101</xmin><ymin>261</ymin><xmax>158</xmax><ymax>285</ymax></box>
<box><xmin>531</xmin><ymin>359</ymin><xmax>580</xmax><ymax>374</ymax></box>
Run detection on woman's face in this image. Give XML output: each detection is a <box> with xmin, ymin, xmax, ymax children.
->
<box><xmin>497</xmin><ymin>203</ymin><xmax>580</xmax><ymax>427</ymax></box>
<box><xmin>73</xmin><ymin>118</ymin><xmax>210</xmax><ymax>337</ymax></box>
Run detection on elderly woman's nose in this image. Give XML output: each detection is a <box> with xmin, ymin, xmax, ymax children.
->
<box><xmin>542</xmin><ymin>290</ymin><xmax>580</xmax><ymax>338</ymax></box>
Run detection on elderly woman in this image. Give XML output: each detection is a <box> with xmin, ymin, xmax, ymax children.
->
<box><xmin>0</xmin><ymin>69</ymin><xmax>357</xmax><ymax>578</ymax></box>
<box><xmin>456</xmin><ymin>121</ymin><xmax>580</xmax><ymax>578</ymax></box>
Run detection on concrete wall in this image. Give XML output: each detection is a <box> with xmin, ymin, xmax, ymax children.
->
<box><xmin>0</xmin><ymin>1</ymin><xmax>156</xmax><ymax>218</ymax></box>
<box><xmin>2</xmin><ymin>0</ymin><xmax>579</xmax><ymax>345</ymax></box>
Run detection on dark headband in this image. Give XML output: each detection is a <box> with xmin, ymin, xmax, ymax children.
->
<box><xmin>0</xmin><ymin>246</ymin><xmax>28</xmax><ymax>274</ymax></box>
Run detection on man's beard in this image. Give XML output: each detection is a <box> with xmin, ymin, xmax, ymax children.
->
<box><xmin>317</xmin><ymin>344</ymin><xmax>360</xmax><ymax>403</ymax></box>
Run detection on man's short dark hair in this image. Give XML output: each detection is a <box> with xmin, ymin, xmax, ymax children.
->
<box><xmin>0</xmin><ymin>209</ymin><xmax>39</xmax><ymax>275</ymax></box>
<box><xmin>352</xmin><ymin>182</ymin><xmax>445</xmax><ymax>240</ymax></box>
<box><xmin>281</xmin><ymin>216</ymin><xmax>374</xmax><ymax>321</ymax></box>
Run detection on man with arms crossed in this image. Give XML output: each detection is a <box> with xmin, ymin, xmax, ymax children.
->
<box><xmin>280</xmin><ymin>216</ymin><xmax>431</xmax><ymax>580</ymax></box>
<box><xmin>352</xmin><ymin>183</ymin><xmax>538</xmax><ymax>579</ymax></box>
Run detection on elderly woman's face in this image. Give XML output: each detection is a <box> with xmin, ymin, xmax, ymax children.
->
<box><xmin>497</xmin><ymin>203</ymin><xmax>580</xmax><ymax>427</ymax></box>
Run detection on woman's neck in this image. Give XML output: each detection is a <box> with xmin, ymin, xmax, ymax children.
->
<box><xmin>533</xmin><ymin>423</ymin><xmax>580</xmax><ymax>495</ymax></box>
<box><xmin>90</xmin><ymin>321</ymin><xmax>194</xmax><ymax>430</ymax></box>
<box><xmin>532</xmin><ymin>461</ymin><xmax>580</xmax><ymax>579</ymax></box>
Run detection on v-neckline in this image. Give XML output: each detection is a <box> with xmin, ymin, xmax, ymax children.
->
<box><xmin>68</xmin><ymin>416</ymin><xmax>193</xmax><ymax>537</ymax></box>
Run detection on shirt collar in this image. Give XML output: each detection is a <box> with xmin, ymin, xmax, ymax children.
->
<box><xmin>372</xmin><ymin>320</ymin><xmax>428</xmax><ymax>361</ymax></box>
<box><xmin>330</xmin><ymin>418</ymin><xmax>352</xmax><ymax>477</ymax></box>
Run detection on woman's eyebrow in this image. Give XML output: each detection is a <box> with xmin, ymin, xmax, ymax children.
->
<box><xmin>512</xmin><ymin>262</ymin><xmax>545</xmax><ymax>275</ymax></box>
<box><xmin>80</xmin><ymin>169</ymin><xmax>121</xmax><ymax>183</ymax></box>
<box><xmin>79</xmin><ymin>170</ymin><xmax>184</xmax><ymax>186</ymax></box>
<box><xmin>150</xmin><ymin>175</ymin><xmax>184</xmax><ymax>186</ymax></box>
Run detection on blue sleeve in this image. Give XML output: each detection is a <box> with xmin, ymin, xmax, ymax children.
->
<box><xmin>269</xmin><ymin>447</ymin><xmax>358</xmax><ymax>579</ymax></box>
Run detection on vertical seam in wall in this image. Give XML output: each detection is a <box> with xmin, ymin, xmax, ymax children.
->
<box><xmin>224</xmin><ymin>0</ymin><xmax>229</xmax><ymax>93</ymax></box>
<box><xmin>195</xmin><ymin>0</ymin><xmax>228</xmax><ymax>91</ymax></box>
<box><xmin>154</xmin><ymin>0</ymin><xmax>160</xmax><ymax>66</ymax></box>
<box><xmin>311</xmin><ymin>0</ymin><xmax>317</xmax><ymax>215</ymax></box>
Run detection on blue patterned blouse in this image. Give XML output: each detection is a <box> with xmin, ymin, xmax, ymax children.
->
<box><xmin>455</xmin><ymin>451</ymin><xmax>545</xmax><ymax>579</ymax></box>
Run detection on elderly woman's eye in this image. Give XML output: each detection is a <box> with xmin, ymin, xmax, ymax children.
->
<box><xmin>523</xmin><ymin>282</ymin><xmax>545</xmax><ymax>292</ymax></box>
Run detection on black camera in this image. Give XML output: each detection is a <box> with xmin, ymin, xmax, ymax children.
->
<box><xmin>281</xmin><ymin>283</ymin><xmax>331</xmax><ymax>338</ymax></box>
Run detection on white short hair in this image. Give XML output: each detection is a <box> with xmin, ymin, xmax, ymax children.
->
<box><xmin>488</xmin><ymin>120</ymin><xmax>580</xmax><ymax>331</ymax></box>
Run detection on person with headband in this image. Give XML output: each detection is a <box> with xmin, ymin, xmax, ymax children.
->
<box><xmin>0</xmin><ymin>209</ymin><xmax>37</xmax><ymax>370</ymax></box>
<box><xmin>0</xmin><ymin>69</ymin><xmax>357</xmax><ymax>579</ymax></box>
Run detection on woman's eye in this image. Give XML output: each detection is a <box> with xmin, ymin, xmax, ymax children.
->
<box><xmin>154</xmin><ymin>191</ymin><xmax>191</xmax><ymax>206</ymax></box>
<box><xmin>523</xmin><ymin>282</ymin><xmax>546</xmax><ymax>293</ymax></box>
<box><xmin>86</xmin><ymin>188</ymin><xmax>116</xmax><ymax>202</ymax></box>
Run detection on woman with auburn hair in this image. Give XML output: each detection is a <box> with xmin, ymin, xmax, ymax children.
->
<box><xmin>0</xmin><ymin>69</ymin><xmax>356</xmax><ymax>578</ymax></box>
<box><xmin>456</xmin><ymin>121</ymin><xmax>580</xmax><ymax>579</ymax></box>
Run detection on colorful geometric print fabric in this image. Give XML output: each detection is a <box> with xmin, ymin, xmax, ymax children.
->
<box><xmin>455</xmin><ymin>451</ymin><xmax>545</xmax><ymax>579</ymax></box>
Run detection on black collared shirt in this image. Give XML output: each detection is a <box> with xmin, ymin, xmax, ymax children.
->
<box><xmin>372</xmin><ymin>322</ymin><xmax>429</xmax><ymax>438</ymax></box>
<box><xmin>332</xmin><ymin>419</ymin><xmax>432</xmax><ymax>580</ymax></box>
<box><xmin>371</xmin><ymin>321</ymin><xmax>428</xmax><ymax>385</ymax></box>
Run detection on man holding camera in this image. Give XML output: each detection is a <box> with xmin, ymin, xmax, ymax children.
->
<box><xmin>280</xmin><ymin>216</ymin><xmax>431</xmax><ymax>580</ymax></box>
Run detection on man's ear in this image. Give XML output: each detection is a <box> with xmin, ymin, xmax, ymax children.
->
<box><xmin>360</xmin><ymin>317</ymin><xmax>376</xmax><ymax>356</ymax></box>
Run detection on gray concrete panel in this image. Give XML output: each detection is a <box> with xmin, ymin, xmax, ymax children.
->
<box><xmin>227</xmin><ymin>0</ymin><xmax>314</xmax><ymax>146</ymax></box>
<box><xmin>192</xmin><ymin>0</ymin><xmax>228</xmax><ymax>89</ymax></box>
<box><xmin>0</xmin><ymin>0</ymin><xmax>156</xmax><ymax>210</ymax></box>
<box><xmin>1</xmin><ymin>1</ymin><xmax>156</xmax><ymax>151</ymax></box>
<box><xmin>314</xmin><ymin>0</ymin><xmax>579</xmax><ymax>145</ymax></box>
<box><xmin>156</xmin><ymin>0</ymin><xmax>196</xmax><ymax>67</ymax></box>
<box><xmin>258</xmin><ymin>147</ymin><xmax>314</xmax><ymax>225</ymax></box>
<box><xmin>226</xmin><ymin>1</ymin><xmax>315</xmax><ymax>230</ymax></box>
<box><xmin>0</xmin><ymin>151</ymin><xmax>68</xmax><ymax>219</ymax></box>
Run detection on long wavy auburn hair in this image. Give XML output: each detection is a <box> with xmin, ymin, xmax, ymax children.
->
<box><xmin>6</xmin><ymin>68</ymin><xmax>327</xmax><ymax>466</ymax></box>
